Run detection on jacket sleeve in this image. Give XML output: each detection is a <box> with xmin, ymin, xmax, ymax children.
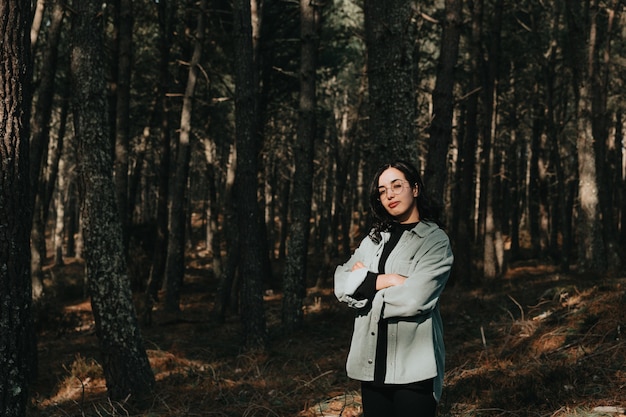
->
<box><xmin>380</xmin><ymin>229</ymin><xmax>453</xmax><ymax>319</ymax></box>
<box><xmin>334</xmin><ymin>236</ymin><xmax>377</xmax><ymax>309</ymax></box>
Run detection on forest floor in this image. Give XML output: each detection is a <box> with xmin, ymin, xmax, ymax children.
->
<box><xmin>27</xmin><ymin>251</ymin><xmax>626</xmax><ymax>417</ymax></box>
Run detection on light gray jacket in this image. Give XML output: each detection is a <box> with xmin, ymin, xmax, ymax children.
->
<box><xmin>334</xmin><ymin>221</ymin><xmax>453</xmax><ymax>401</ymax></box>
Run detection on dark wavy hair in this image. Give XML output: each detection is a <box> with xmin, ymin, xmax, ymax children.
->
<box><xmin>368</xmin><ymin>160</ymin><xmax>441</xmax><ymax>243</ymax></box>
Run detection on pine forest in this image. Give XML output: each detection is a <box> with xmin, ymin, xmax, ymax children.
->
<box><xmin>1</xmin><ymin>0</ymin><xmax>625</xmax><ymax>416</ymax></box>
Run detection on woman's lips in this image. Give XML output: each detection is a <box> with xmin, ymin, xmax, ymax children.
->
<box><xmin>388</xmin><ymin>201</ymin><xmax>400</xmax><ymax>209</ymax></box>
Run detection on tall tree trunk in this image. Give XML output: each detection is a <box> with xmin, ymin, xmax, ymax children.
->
<box><xmin>451</xmin><ymin>0</ymin><xmax>482</xmax><ymax>285</ymax></box>
<box><xmin>508</xmin><ymin>126</ymin><xmax>522</xmax><ymax>261</ymax></box>
<box><xmin>30</xmin><ymin>1</ymin><xmax>64</xmax><ymax>198</ymax></box>
<box><xmin>544</xmin><ymin>6</ymin><xmax>576</xmax><ymax>271</ymax></box>
<box><xmin>481</xmin><ymin>0</ymin><xmax>503</xmax><ymax>279</ymax></box>
<box><xmin>70</xmin><ymin>0</ymin><xmax>154</xmax><ymax>402</ymax></box>
<box><xmin>528</xmin><ymin>103</ymin><xmax>543</xmax><ymax>258</ymax></box>
<box><xmin>54</xmin><ymin>136</ymin><xmax>69</xmax><ymax>266</ymax></box>
<box><xmin>0</xmin><ymin>0</ymin><xmax>33</xmax><ymax>413</ymax></box>
<box><xmin>575</xmin><ymin>85</ymin><xmax>605</xmax><ymax>272</ymax></box>
<box><xmin>29</xmin><ymin>0</ymin><xmax>65</xmax><ymax>299</ymax></box>
<box><xmin>233</xmin><ymin>0</ymin><xmax>268</xmax><ymax>350</ymax></box>
<box><xmin>145</xmin><ymin>0</ymin><xmax>174</xmax><ymax>317</ymax></box>
<box><xmin>363</xmin><ymin>0</ymin><xmax>417</xmax><ymax>177</ymax></box>
<box><xmin>617</xmin><ymin>113</ymin><xmax>625</xmax><ymax>246</ymax></box>
<box><xmin>213</xmin><ymin>145</ymin><xmax>239</xmax><ymax>322</ymax></box>
<box><xmin>565</xmin><ymin>0</ymin><xmax>607</xmax><ymax>273</ymax></box>
<box><xmin>114</xmin><ymin>0</ymin><xmax>134</xmax><ymax>252</ymax></box>
<box><xmin>282</xmin><ymin>0</ymin><xmax>320</xmax><ymax>332</ymax></box>
<box><xmin>164</xmin><ymin>0</ymin><xmax>206</xmax><ymax>313</ymax></box>
<box><xmin>425</xmin><ymin>0</ymin><xmax>461</xmax><ymax>216</ymax></box>
<box><xmin>591</xmin><ymin>0</ymin><xmax>621</xmax><ymax>273</ymax></box>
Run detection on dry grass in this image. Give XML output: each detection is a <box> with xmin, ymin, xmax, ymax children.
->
<box><xmin>27</xmin><ymin>256</ymin><xmax>626</xmax><ymax>417</ymax></box>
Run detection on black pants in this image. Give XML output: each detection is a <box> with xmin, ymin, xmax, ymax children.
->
<box><xmin>361</xmin><ymin>379</ymin><xmax>437</xmax><ymax>417</ymax></box>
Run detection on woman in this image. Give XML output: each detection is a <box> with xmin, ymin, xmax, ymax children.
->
<box><xmin>334</xmin><ymin>160</ymin><xmax>453</xmax><ymax>417</ymax></box>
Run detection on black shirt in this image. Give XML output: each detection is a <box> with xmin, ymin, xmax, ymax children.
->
<box><xmin>354</xmin><ymin>222</ymin><xmax>418</xmax><ymax>384</ymax></box>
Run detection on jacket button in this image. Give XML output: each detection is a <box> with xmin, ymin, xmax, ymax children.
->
<box><xmin>368</xmin><ymin>359</ymin><xmax>373</xmax><ymax>364</ymax></box>
<box><xmin>371</xmin><ymin>332</ymin><xmax>375</xmax><ymax>336</ymax></box>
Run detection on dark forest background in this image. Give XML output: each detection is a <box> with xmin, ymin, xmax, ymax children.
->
<box><xmin>1</xmin><ymin>0</ymin><xmax>625</xmax><ymax>416</ymax></box>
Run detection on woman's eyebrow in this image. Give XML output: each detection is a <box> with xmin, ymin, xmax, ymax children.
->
<box><xmin>378</xmin><ymin>178</ymin><xmax>403</xmax><ymax>187</ymax></box>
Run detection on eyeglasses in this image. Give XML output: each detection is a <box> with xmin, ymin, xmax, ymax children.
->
<box><xmin>377</xmin><ymin>179</ymin><xmax>410</xmax><ymax>199</ymax></box>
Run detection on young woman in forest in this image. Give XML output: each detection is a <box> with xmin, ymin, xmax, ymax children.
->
<box><xmin>334</xmin><ymin>160</ymin><xmax>453</xmax><ymax>417</ymax></box>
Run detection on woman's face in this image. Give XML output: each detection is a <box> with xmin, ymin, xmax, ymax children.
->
<box><xmin>377</xmin><ymin>167</ymin><xmax>420</xmax><ymax>224</ymax></box>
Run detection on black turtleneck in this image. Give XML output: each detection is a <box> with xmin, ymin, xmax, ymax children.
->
<box><xmin>353</xmin><ymin>221</ymin><xmax>418</xmax><ymax>384</ymax></box>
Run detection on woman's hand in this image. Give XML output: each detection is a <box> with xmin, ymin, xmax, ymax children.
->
<box><xmin>376</xmin><ymin>274</ymin><xmax>406</xmax><ymax>290</ymax></box>
<box><xmin>351</xmin><ymin>262</ymin><xmax>406</xmax><ymax>289</ymax></box>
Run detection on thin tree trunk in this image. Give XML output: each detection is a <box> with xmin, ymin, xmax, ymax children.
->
<box><xmin>164</xmin><ymin>0</ymin><xmax>206</xmax><ymax>313</ymax></box>
<box><xmin>508</xmin><ymin>127</ymin><xmax>521</xmax><ymax>260</ymax></box>
<box><xmin>278</xmin><ymin>178</ymin><xmax>290</xmax><ymax>259</ymax></box>
<box><xmin>114</xmin><ymin>0</ymin><xmax>133</xmax><ymax>252</ymax></box>
<box><xmin>451</xmin><ymin>0</ymin><xmax>482</xmax><ymax>285</ymax></box>
<box><xmin>528</xmin><ymin>103</ymin><xmax>543</xmax><ymax>258</ymax></box>
<box><xmin>213</xmin><ymin>144</ymin><xmax>238</xmax><ymax>322</ymax></box>
<box><xmin>54</xmin><ymin>154</ymin><xmax>67</xmax><ymax>266</ymax></box>
<box><xmin>70</xmin><ymin>0</ymin><xmax>155</xmax><ymax>401</ymax></box>
<box><xmin>145</xmin><ymin>0</ymin><xmax>174</xmax><ymax>316</ymax></box>
<box><xmin>30</xmin><ymin>0</ymin><xmax>45</xmax><ymax>47</ymax></box>
<box><xmin>481</xmin><ymin>0</ymin><xmax>503</xmax><ymax>279</ymax></box>
<box><xmin>233</xmin><ymin>0</ymin><xmax>268</xmax><ymax>350</ymax></box>
<box><xmin>565</xmin><ymin>0</ymin><xmax>607</xmax><ymax>273</ymax></box>
<box><xmin>65</xmin><ymin>183</ymin><xmax>79</xmax><ymax>258</ymax></box>
<box><xmin>615</xmin><ymin>110</ymin><xmax>626</xmax><ymax>245</ymax></box>
<box><xmin>426</xmin><ymin>0</ymin><xmax>461</xmax><ymax>216</ymax></box>
<box><xmin>29</xmin><ymin>0</ymin><xmax>65</xmax><ymax>298</ymax></box>
<box><xmin>0</xmin><ymin>0</ymin><xmax>34</xmax><ymax>413</ymax></box>
<box><xmin>591</xmin><ymin>0</ymin><xmax>621</xmax><ymax>273</ymax></box>
<box><xmin>575</xmin><ymin>85</ymin><xmax>606</xmax><ymax>272</ymax></box>
<box><xmin>314</xmin><ymin>139</ymin><xmax>335</xmax><ymax>288</ymax></box>
<box><xmin>282</xmin><ymin>0</ymin><xmax>320</xmax><ymax>332</ymax></box>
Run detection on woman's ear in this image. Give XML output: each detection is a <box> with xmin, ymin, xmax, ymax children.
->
<box><xmin>413</xmin><ymin>184</ymin><xmax>419</xmax><ymax>197</ymax></box>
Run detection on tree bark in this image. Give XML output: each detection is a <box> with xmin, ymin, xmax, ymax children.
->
<box><xmin>590</xmin><ymin>0</ymin><xmax>621</xmax><ymax>273</ymax></box>
<box><xmin>528</xmin><ymin>103</ymin><xmax>544</xmax><ymax>258</ymax></box>
<box><xmin>363</xmin><ymin>0</ymin><xmax>417</xmax><ymax>176</ymax></box>
<box><xmin>233</xmin><ymin>0</ymin><xmax>268</xmax><ymax>350</ymax></box>
<box><xmin>282</xmin><ymin>0</ymin><xmax>320</xmax><ymax>332</ymax></box>
<box><xmin>70</xmin><ymin>0</ymin><xmax>155</xmax><ymax>402</ymax></box>
<box><xmin>114</xmin><ymin>0</ymin><xmax>134</xmax><ymax>252</ymax></box>
<box><xmin>213</xmin><ymin>145</ymin><xmax>240</xmax><ymax>323</ymax></box>
<box><xmin>451</xmin><ymin>0</ymin><xmax>482</xmax><ymax>285</ymax></box>
<box><xmin>565</xmin><ymin>0</ymin><xmax>607</xmax><ymax>273</ymax></box>
<box><xmin>0</xmin><ymin>1</ymin><xmax>33</xmax><ymax>414</ymax></box>
<box><xmin>425</xmin><ymin>0</ymin><xmax>461</xmax><ymax>217</ymax></box>
<box><xmin>480</xmin><ymin>0</ymin><xmax>504</xmax><ymax>279</ymax></box>
<box><xmin>213</xmin><ymin>144</ymin><xmax>239</xmax><ymax>322</ymax></box>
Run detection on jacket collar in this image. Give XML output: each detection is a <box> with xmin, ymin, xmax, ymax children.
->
<box><xmin>380</xmin><ymin>220</ymin><xmax>439</xmax><ymax>242</ymax></box>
